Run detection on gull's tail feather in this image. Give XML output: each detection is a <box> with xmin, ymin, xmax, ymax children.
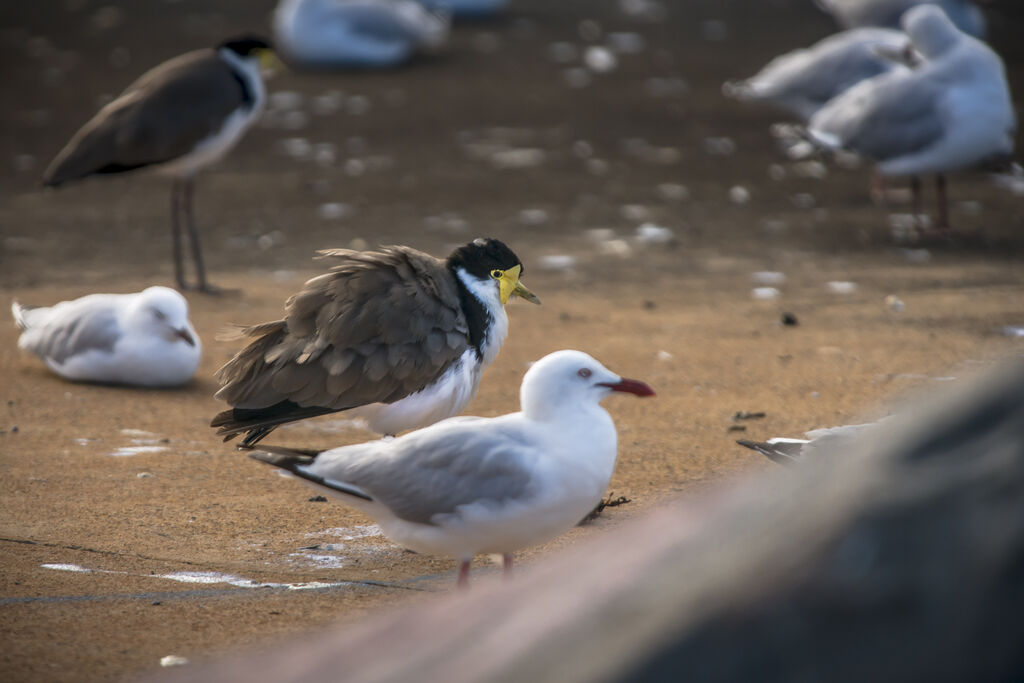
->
<box><xmin>246</xmin><ymin>445</ymin><xmax>373</xmax><ymax>502</ymax></box>
<box><xmin>736</xmin><ymin>438</ymin><xmax>806</xmax><ymax>466</ymax></box>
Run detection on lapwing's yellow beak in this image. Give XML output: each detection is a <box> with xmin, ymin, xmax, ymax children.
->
<box><xmin>499</xmin><ymin>265</ymin><xmax>541</xmax><ymax>305</ymax></box>
<box><xmin>257</xmin><ymin>48</ymin><xmax>284</xmax><ymax>75</ymax></box>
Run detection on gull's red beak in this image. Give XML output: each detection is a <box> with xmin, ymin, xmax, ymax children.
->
<box><xmin>598</xmin><ymin>378</ymin><xmax>655</xmax><ymax>397</ymax></box>
<box><xmin>174</xmin><ymin>327</ymin><xmax>196</xmax><ymax>347</ymax></box>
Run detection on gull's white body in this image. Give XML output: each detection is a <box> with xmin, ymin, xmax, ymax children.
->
<box><xmin>273</xmin><ymin>0</ymin><xmax>449</xmax><ymax>68</ymax></box>
<box><xmin>320</xmin><ymin>409</ymin><xmax>617</xmax><ymax>559</ymax></box>
<box><xmin>808</xmin><ymin>5</ymin><xmax>1015</xmax><ymax>177</ymax></box>
<box><xmin>253</xmin><ymin>350</ymin><xmax>652</xmax><ymax>567</ymax></box>
<box><xmin>12</xmin><ymin>286</ymin><xmax>201</xmax><ymax>387</ymax></box>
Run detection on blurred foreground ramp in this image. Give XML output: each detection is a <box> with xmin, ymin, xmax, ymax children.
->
<box><xmin>147</xmin><ymin>357</ymin><xmax>1024</xmax><ymax>683</ymax></box>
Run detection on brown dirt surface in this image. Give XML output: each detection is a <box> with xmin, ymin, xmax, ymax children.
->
<box><xmin>2</xmin><ymin>1</ymin><xmax>1023</xmax><ymax>681</ymax></box>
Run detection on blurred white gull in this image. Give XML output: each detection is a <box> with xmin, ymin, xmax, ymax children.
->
<box><xmin>816</xmin><ymin>0</ymin><xmax>987</xmax><ymax>38</ymax></box>
<box><xmin>12</xmin><ymin>286</ymin><xmax>201</xmax><ymax>387</ymax></box>
<box><xmin>737</xmin><ymin>422</ymin><xmax>883</xmax><ymax>466</ymax></box>
<box><xmin>420</xmin><ymin>0</ymin><xmax>509</xmax><ymax>19</ymax></box>
<box><xmin>245</xmin><ymin>350</ymin><xmax>655</xmax><ymax>588</ymax></box>
<box><xmin>725</xmin><ymin>27</ymin><xmax>911</xmax><ymax>121</ymax></box>
<box><xmin>273</xmin><ymin>0</ymin><xmax>450</xmax><ymax>68</ymax></box>
<box><xmin>807</xmin><ymin>4</ymin><xmax>1015</xmax><ymax>229</ymax></box>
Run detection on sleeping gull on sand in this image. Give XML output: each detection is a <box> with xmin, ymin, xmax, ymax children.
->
<box><xmin>11</xmin><ymin>286</ymin><xmax>200</xmax><ymax>387</ymax></box>
<box><xmin>725</xmin><ymin>28</ymin><xmax>911</xmax><ymax>122</ymax></box>
<box><xmin>807</xmin><ymin>4</ymin><xmax>1015</xmax><ymax>230</ymax></box>
<box><xmin>815</xmin><ymin>0</ymin><xmax>986</xmax><ymax>38</ymax></box>
<box><xmin>273</xmin><ymin>0</ymin><xmax>449</xmax><ymax>68</ymax></box>
<box><xmin>244</xmin><ymin>349</ymin><xmax>655</xmax><ymax>587</ymax></box>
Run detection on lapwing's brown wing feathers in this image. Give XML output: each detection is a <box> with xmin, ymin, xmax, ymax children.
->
<box><xmin>212</xmin><ymin>247</ymin><xmax>469</xmax><ymax>442</ymax></box>
<box><xmin>44</xmin><ymin>49</ymin><xmax>250</xmax><ymax>186</ymax></box>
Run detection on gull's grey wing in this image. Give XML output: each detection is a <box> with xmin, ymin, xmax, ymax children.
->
<box><xmin>809</xmin><ymin>72</ymin><xmax>945</xmax><ymax>161</ymax></box>
<box><xmin>343</xmin><ymin>3</ymin><xmax>430</xmax><ymax>42</ymax></box>
<box><xmin>306</xmin><ymin>419</ymin><xmax>536</xmax><ymax>525</ymax></box>
<box><xmin>733</xmin><ymin>28</ymin><xmax>907</xmax><ymax>119</ymax></box>
<box><xmin>43</xmin><ymin>49</ymin><xmax>250</xmax><ymax>186</ymax></box>
<box><xmin>212</xmin><ymin>246</ymin><xmax>469</xmax><ymax>441</ymax></box>
<box><xmin>16</xmin><ymin>296</ymin><xmax>121</xmax><ymax>364</ymax></box>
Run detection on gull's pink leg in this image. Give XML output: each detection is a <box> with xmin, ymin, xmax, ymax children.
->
<box><xmin>456</xmin><ymin>560</ymin><xmax>471</xmax><ymax>589</ymax></box>
<box><xmin>503</xmin><ymin>554</ymin><xmax>514</xmax><ymax>578</ymax></box>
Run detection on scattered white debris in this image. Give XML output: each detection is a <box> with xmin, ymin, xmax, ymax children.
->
<box><xmin>607</xmin><ymin>32</ymin><xmax>645</xmax><ymax>54</ymax></box>
<box><xmin>586</xmin><ymin>159</ymin><xmax>610</xmax><ymax>175</ymax></box>
<box><xmin>656</xmin><ymin>183</ymin><xmax>689</xmax><ymax>201</ymax></box>
<box><xmin>751</xmin><ymin>271</ymin><xmax>786</xmax><ymax>285</ymax></box>
<box><xmin>41</xmin><ymin>563</ymin><xmax>91</xmax><ymax>573</ymax></box>
<box><xmin>792</xmin><ymin>160</ymin><xmax>827</xmax><ymax>179</ymax></box>
<box><xmin>703</xmin><ymin>137</ymin><xmax>736</xmax><ymax>156</ymax></box>
<box><xmin>1001</xmin><ymin>326</ymin><xmax>1024</xmax><ymax>337</ymax></box>
<box><xmin>269</xmin><ymin>91</ymin><xmax>303</xmax><ymax>110</ymax></box>
<box><xmin>885</xmin><ymin>295</ymin><xmax>906</xmax><ymax>312</ymax></box>
<box><xmin>538</xmin><ymin>254</ymin><xmax>577</xmax><ymax>270</ymax></box>
<box><xmin>634</xmin><ymin>223</ymin><xmax>674</xmax><ymax>245</ymax></box>
<box><xmin>317</xmin><ymin>203</ymin><xmax>353</xmax><ymax>220</ymax></box>
<box><xmin>598</xmin><ymin>239</ymin><xmax>633</xmax><ymax>257</ymax></box>
<box><xmin>899</xmin><ymin>248</ymin><xmax>931</xmax><ymax>263</ymax></box>
<box><xmin>572</xmin><ymin>140</ymin><xmax>594</xmax><ymax>158</ymax></box>
<box><xmin>312</xmin><ymin>142</ymin><xmax>336</xmax><ymax>166</ymax></box>
<box><xmin>160</xmin><ymin>656</ymin><xmax>189</xmax><ymax>668</ymax></box>
<box><xmin>729</xmin><ymin>186</ymin><xmax>751</xmax><ymax>205</ymax></box>
<box><xmin>490</xmin><ymin>148</ymin><xmax>546</xmax><ymax>169</ymax></box>
<box><xmin>120</xmin><ymin>429</ymin><xmax>159</xmax><ymax>438</ymax></box>
<box><xmin>620</xmin><ymin>204</ymin><xmax>650</xmax><ymax>221</ymax></box>
<box><xmin>767</xmin><ymin>164</ymin><xmax>787</xmax><ymax>181</ymax></box>
<box><xmin>791</xmin><ymin>193</ymin><xmax>816</xmax><ymax>209</ymax></box>
<box><xmin>785</xmin><ymin>140</ymin><xmax>816</xmax><ymax>160</ymax></box>
<box><xmin>752</xmin><ymin>287</ymin><xmax>780</xmax><ymax>300</ymax></box>
<box><xmin>110</xmin><ymin>446</ymin><xmax>168</xmax><ymax>457</ymax></box>
<box><xmin>585</xmin><ymin>228</ymin><xmax>617</xmax><ymax>243</ymax></box>
<box><xmin>306</xmin><ymin>525</ymin><xmax>383</xmax><ymax>540</ymax></box>
<box><xmin>519</xmin><ymin>208</ymin><xmax>549</xmax><ymax>225</ymax></box>
<box><xmin>311</xmin><ymin>90</ymin><xmax>343</xmax><ymax>115</ymax></box>
<box><xmin>136</xmin><ymin>472</ymin><xmax>155</xmax><ymax>479</ymax></box>
<box><xmin>827</xmin><ymin>281</ymin><xmax>858</xmax><ymax>295</ymax></box>
<box><xmin>278</xmin><ymin>137</ymin><xmax>312</xmax><ymax>160</ymax></box>
<box><xmin>656</xmin><ymin>350</ymin><xmax>672</xmax><ymax>361</ymax></box>
<box><xmin>583</xmin><ymin>46</ymin><xmax>617</xmax><ymax>73</ymax></box>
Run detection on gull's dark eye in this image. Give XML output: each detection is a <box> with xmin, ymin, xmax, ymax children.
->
<box><xmin>153</xmin><ymin>309</ymin><xmax>167</xmax><ymax>321</ymax></box>
<box><xmin>490</xmin><ymin>269</ymin><xmax>503</xmax><ymax>280</ymax></box>
<box><xmin>578</xmin><ymin>368</ymin><xmax>592</xmax><ymax>379</ymax></box>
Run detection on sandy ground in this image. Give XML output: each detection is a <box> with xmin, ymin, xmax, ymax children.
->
<box><xmin>2</xmin><ymin>1</ymin><xmax>1024</xmax><ymax>681</ymax></box>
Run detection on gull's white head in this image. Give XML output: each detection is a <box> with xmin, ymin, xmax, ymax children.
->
<box><xmin>127</xmin><ymin>287</ymin><xmax>199</xmax><ymax>348</ymax></box>
<box><xmin>902</xmin><ymin>4</ymin><xmax>962</xmax><ymax>60</ymax></box>
<box><xmin>520</xmin><ymin>350</ymin><xmax>654</xmax><ymax>420</ymax></box>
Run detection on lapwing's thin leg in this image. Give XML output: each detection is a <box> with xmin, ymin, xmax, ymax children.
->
<box><xmin>910</xmin><ymin>175</ymin><xmax>923</xmax><ymax>230</ymax></box>
<box><xmin>181</xmin><ymin>175</ymin><xmax>216</xmax><ymax>294</ymax></box>
<box><xmin>456</xmin><ymin>560</ymin><xmax>471</xmax><ymax>589</ymax></box>
<box><xmin>935</xmin><ymin>174</ymin><xmax>950</xmax><ymax>231</ymax></box>
<box><xmin>502</xmin><ymin>553</ymin><xmax>513</xmax><ymax>579</ymax></box>
<box><xmin>170</xmin><ymin>179</ymin><xmax>187</xmax><ymax>290</ymax></box>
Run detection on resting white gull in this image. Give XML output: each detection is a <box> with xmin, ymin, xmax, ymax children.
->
<box><xmin>245</xmin><ymin>349</ymin><xmax>655</xmax><ymax>588</ymax></box>
<box><xmin>11</xmin><ymin>286</ymin><xmax>200</xmax><ymax>387</ymax></box>
<box><xmin>725</xmin><ymin>27</ymin><xmax>911</xmax><ymax>121</ymax></box>
<box><xmin>420</xmin><ymin>0</ymin><xmax>508</xmax><ymax>19</ymax></box>
<box><xmin>807</xmin><ymin>4</ymin><xmax>1015</xmax><ymax>230</ymax></box>
<box><xmin>815</xmin><ymin>0</ymin><xmax>987</xmax><ymax>38</ymax></box>
<box><xmin>273</xmin><ymin>0</ymin><xmax>449</xmax><ymax>68</ymax></box>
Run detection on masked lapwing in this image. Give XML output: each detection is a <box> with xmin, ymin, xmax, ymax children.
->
<box><xmin>42</xmin><ymin>36</ymin><xmax>276</xmax><ymax>293</ymax></box>
<box><xmin>211</xmin><ymin>238</ymin><xmax>540</xmax><ymax>446</ymax></box>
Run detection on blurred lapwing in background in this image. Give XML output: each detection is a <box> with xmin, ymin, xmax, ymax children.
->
<box><xmin>42</xmin><ymin>36</ymin><xmax>277</xmax><ymax>293</ymax></box>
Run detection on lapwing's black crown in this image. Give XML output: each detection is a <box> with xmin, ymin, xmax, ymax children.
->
<box><xmin>219</xmin><ymin>36</ymin><xmax>273</xmax><ymax>56</ymax></box>
<box><xmin>447</xmin><ymin>238</ymin><xmax>523</xmax><ymax>280</ymax></box>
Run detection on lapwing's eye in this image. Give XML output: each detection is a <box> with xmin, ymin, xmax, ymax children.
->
<box><xmin>490</xmin><ymin>269</ymin><xmax>503</xmax><ymax>280</ymax></box>
<box><xmin>578</xmin><ymin>368</ymin><xmax>592</xmax><ymax>379</ymax></box>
